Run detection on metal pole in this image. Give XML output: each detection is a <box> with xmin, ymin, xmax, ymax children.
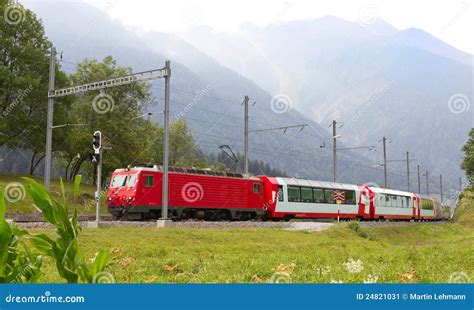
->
<box><xmin>95</xmin><ymin>149</ymin><xmax>102</xmax><ymax>223</ymax></box>
<box><xmin>406</xmin><ymin>151</ymin><xmax>410</xmax><ymax>191</ymax></box>
<box><xmin>161</xmin><ymin>60</ymin><xmax>171</xmax><ymax>220</ymax></box>
<box><xmin>459</xmin><ymin>177</ymin><xmax>462</xmax><ymax>192</ymax></box>
<box><xmin>383</xmin><ymin>137</ymin><xmax>387</xmax><ymax>188</ymax></box>
<box><xmin>417</xmin><ymin>165</ymin><xmax>421</xmax><ymax>193</ymax></box>
<box><xmin>333</xmin><ymin>120</ymin><xmax>337</xmax><ymax>183</ymax></box>
<box><xmin>440</xmin><ymin>174</ymin><xmax>443</xmax><ymax>203</ymax></box>
<box><xmin>244</xmin><ymin>95</ymin><xmax>249</xmax><ymax>175</ymax></box>
<box><xmin>44</xmin><ymin>47</ymin><xmax>56</xmax><ymax>189</ymax></box>
<box><xmin>426</xmin><ymin>171</ymin><xmax>429</xmax><ymax>196</ymax></box>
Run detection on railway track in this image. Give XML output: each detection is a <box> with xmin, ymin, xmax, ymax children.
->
<box><xmin>8</xmin><ymin>214</ymin><xmax>449</xmax><ymax>230</ymax></box>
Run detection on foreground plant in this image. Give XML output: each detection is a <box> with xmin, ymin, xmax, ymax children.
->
<box><xmin>24</xmin><ymin>176</ymin><xmax>112</xmax><ymax>283</ymax></box>
<box><xmin>0</xmin><ymin>192</ymin><xmax>42</xmax><ymax>283</ymax></box>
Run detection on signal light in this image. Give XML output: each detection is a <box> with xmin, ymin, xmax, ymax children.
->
<box><xmin>92</xmin><ymin>131</ymin><xmax>102</xmax><ymax>154</ymax></box>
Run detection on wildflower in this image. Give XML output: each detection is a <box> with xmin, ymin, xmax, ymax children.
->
<box><xmin>343</xmin><ymin>259</ymin><xmax>364</xmax><ymax>274</ymax></box>
<box><xmin>317</xmin><ymin>266</ymin><xmax>331</xmax><ymax>276</ymax></box>
<box><xmin>364</xmin><ymin>274</ymin><xmax>379</xmax><ymax>283</ymax></box>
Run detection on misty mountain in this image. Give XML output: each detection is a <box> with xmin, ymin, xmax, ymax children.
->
<box><xmin>10</xmin><ymin>0</ymin><xmax>394</xmax><ymax>188</ymax></box>
<box><xmin>181</xmin><ymin>16</ymin><xmax>473</xmax><ymax>192</ymax></box>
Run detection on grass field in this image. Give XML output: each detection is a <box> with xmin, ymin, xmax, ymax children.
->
<box><xmin>1</xmin><ymin>172</ymin><xmax>108</xmax><ymax>215</ymax></box>
<box><xmin>30</xmin><ymin>190</ymin><xmax>474</xmax><ymax>284</ymax></box>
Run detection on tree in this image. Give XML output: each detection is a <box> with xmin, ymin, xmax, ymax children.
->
<box><xmin>461</xmin><ymin>128</ymin><xmax>474</xmax><ymax>185</ymax></box>
<box><xmin>0</xmin><ymin>0</ymin><xmax>70</xmax><ymax>174</ymax></box>
<box><xmin>59</xmin><ymin>56</ymin><xmax>156</xmax><ymax>182</ymax></box>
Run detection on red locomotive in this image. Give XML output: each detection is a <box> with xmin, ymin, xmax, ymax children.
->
<box><xmin>107</xmin><ymin>165</ymin><xmax>445</xmax><ymax>221</ymax></box>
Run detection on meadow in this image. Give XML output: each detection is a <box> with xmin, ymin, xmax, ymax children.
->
<box><xmin>30</xmin><ymin>191</ymin><xmax>474</xmax><ymax>284</ymax></box>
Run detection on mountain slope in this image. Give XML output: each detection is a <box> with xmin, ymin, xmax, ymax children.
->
<box><xmin>181</xmin><ymin>16</ymin><xmax>473</xmax><ymax>191</ymax></box>
<box><xmin>12</xmin><ymin>0</ymin><xmax>390</xmax><ymax>187</ymax></box>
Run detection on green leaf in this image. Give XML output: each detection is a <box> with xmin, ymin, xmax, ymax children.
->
<box><xmin>0</xmin><ymin>220</ymin><xmax>12</xmax><ymax>275</ymax></box>
<box><xmin>91</xmin><ymin>250</ymin><xmax>111</xmax><ymax>275</ymax></box>
<box><xmin>59</xmin><ymin>177</ymin><xmax>66</xmax><ymax>206</ymax></box>
<box><xmin>0</xmin><ymin>191</ymin><xmax>4</xmax><ymax>221</ymax></box>
<box><xmin>73</xmin><ymin>175</ymin><xmax>82</xmax><ymax>205</ymax></box>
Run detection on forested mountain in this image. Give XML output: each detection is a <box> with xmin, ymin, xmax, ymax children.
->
<box><xmin>2</xmin><ymin>0</ymin><xmax>468</xmax><ymax>197</ymax></box>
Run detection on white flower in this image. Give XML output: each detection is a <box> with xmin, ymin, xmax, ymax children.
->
<box><xmin>317</xmin><ymin>266</ymin><xmax>331</xmax><ymax>276</ymax></box>
<box><xmin>343</xmin><ymin>259</ymin><xmax>364</xmax><ymax>274</ymax></box>
<box><xmin>364</xmin><ymin>274</ymin><xmax>379</xmax><ymax>283</ymax></box>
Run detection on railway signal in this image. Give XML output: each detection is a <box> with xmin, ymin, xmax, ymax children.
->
<box><xmin>332</xmin><ymin>190</ymin><xmax>345</xmax><ymax>222</ymax></box>
<box><xmin>91</xmin><ymin>131</ymin><xmax>103</xmax><ymax>225</ymax></box>
<box><xmin>92</xmin><ymin>131</ymin><xmax>102</xmax><ymax>154</ymax></box>
<box><xmin>89</xmin><ymin>153</ymin><xmax>100</xmax><ymax>165</ymax></box>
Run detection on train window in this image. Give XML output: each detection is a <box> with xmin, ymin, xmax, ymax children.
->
<box><xmin>384</xmin><ymin>194</ymin><xmax>390</xmax><ymax>207</ymax></box>
<box><xmin>110</xmin><ymin>175</ymin><xmax>128</xmax><ymax>188</ymax></box>
<box><xmin>127</xmin><ymin>174</ymin><xmax>137</xmax><ymax>187</ymax></box>
<box><xmin>324</xmin><ymin>189</ymin><xmax>335</xmax><ymax>204</ymax></box>
<box><xmin>144</xmin><ymin>175</ymin><xmax>154</xmax><ymax>187</ymax></box>
<box><xmin>406</xmin><ymin>197</ymin><xmax>412</xmax><ymax>207</ymax></box>
<box><xmin>301</xmin><ymin>187</ymin><xmax>313</xmax><ymax>203</ymax></box>
<box><xmin>377</xmin><ymin>194</ymin><xmax>384</xmax><ymax>207</ymax></box>
<box><xmin>421</xmin><ymin>199</ymin><xmax>434</xmax><ymax>210</ymax></box>
<box><xmin>313</xmin><ymin>188</ymin><xmax>325</xmax><ymax>203</ymax></box>
<box><xmin>288</xmin><ymin>186</ymin><xmax>301</xmax><ymax>202</ymax></box>
<box><xmin>253</xmin><ymin>183</ymin><xmax>260</xmax><ymax>194</ymax></box>
<box><xmin>278</xmin><ymin>186</ymin><xmax>284</xmax><ymax>202</ymax></box>
<box><xmin>344</xmin><ymin>190</ymin><xmax>356</xmax><ymax>204</ymax></box>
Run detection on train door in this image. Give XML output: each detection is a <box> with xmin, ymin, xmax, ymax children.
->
<box><xmin>139</xmin><ymin>172</ymin><xmax>159</xmax><ymax>206</ymax></box>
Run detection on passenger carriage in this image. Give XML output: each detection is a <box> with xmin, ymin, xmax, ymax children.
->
<box><xmin>259</xmin><ymin>177</ymin><xmax>371</xmax><ymax>220</ymax></box>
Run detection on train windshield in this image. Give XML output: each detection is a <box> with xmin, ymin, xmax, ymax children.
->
<box><xmin>127</xmin><ymin>174</ymin><xmax>137</xmax><ymax>187</ymax></box>
<box><xmin>110</xmin><ymin>175</ymin><xmax>128</xmax><ymax>188</ymax></box>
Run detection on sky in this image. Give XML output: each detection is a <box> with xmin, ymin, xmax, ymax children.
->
<box><xmin>81</xmin><ymin>0</ymin><xmax>474</xmax><ymax>54</ymax></box>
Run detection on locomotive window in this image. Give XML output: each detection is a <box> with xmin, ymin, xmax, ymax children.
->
<box><xmin>313</xmin><ymin>188</ymin><xmax>325</xmax><ymax>203</ymax></box>
<box><xmin>301</xmin><ymin>187</ymin><xmax>313</xmax><ymax>203</ymax></box>
<box><xmin>278</xmin><ymin>186</ymin><xmax>284</xmax><ymax>202</ymax></box>
<box><xmin>111</xmin><ymin>175</ymin><xmax>127</xmax><ymax>188</ymax></box>
<box><xmin>127</xmin><ymin>174</ymin><xmax>137</xmax><ymax>187</ymax></box>
<box><xmin>253</xmin><ymin>183</ymin><xmax>260</xmax><ymax>194</ymax></box>
<box><xmin>344</xmin><ymin>190</ymin><xmax>356</xmax><ymax>204</ymax></box>
<box><xmin>144</xmin><ymin>175</ymin><xmax>154</xmax><ymax>187</ymax></box>
<box><xmin>406</xmin><ymin>197</ymin><xmax>412</xmax><ymax>207</ymax></box>
<box><xmin>288</xmin><ymin>186</ymin><xmax>301</xmax><ymax>202</ymax></box>
<box><xmin>324</xmin><ymin>189</ymin><xmax>335</xmax><ymax>204</ymax></box>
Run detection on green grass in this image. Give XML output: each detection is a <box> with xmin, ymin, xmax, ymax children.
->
<box><xmin>1</xmin><ymin>172</ymin><xmax>107</xmax><ymax>215</ymax></box>
<box><xmin>30</xmin><ymin>195</ymin><xmax>474</xmax><ymax>283</ymax></box>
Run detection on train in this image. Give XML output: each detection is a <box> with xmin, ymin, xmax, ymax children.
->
<box><xmin>106</xmin><ymin>164</ymin><xmax>448</xmax><ymax>221</ymax></box>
